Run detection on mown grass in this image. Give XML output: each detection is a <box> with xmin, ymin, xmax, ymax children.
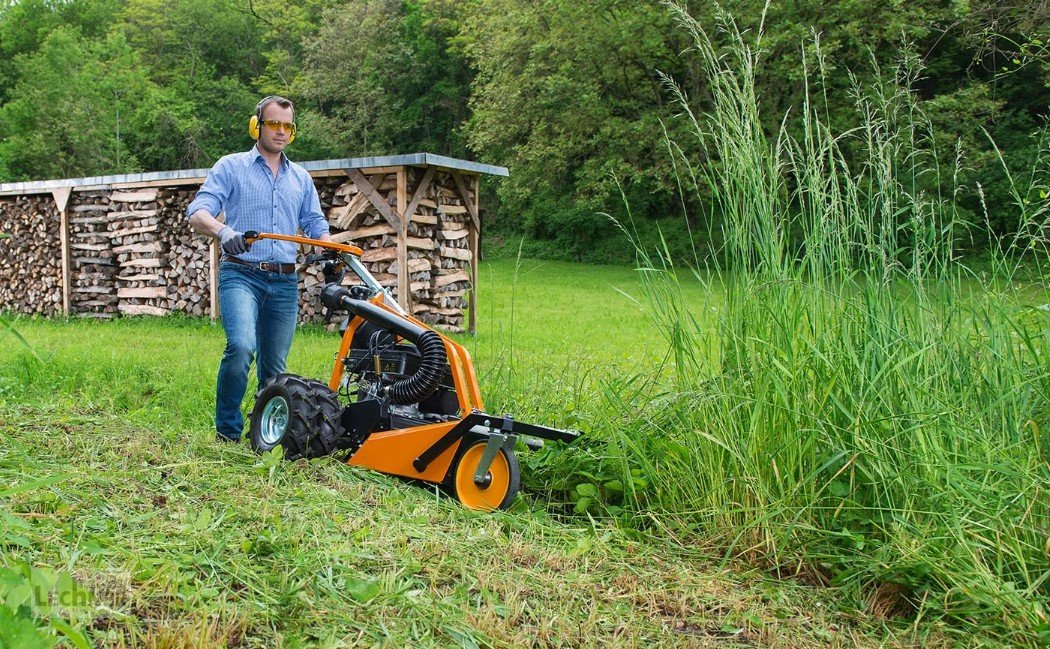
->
<box><xmin>0</xmin><ymin>261</ymin><xmax>932</xmax><ymax>647</ymax></box>
<box><xmin>1</xmin><ymin>259</ymin><xmax>707</xmax><ymax>431</ymax></box>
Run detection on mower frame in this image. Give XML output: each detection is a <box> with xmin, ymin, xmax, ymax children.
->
<box><xmin>242</xmin><ymin>231</ymin><xmax>581</xmax><ymax>510</ymax></box>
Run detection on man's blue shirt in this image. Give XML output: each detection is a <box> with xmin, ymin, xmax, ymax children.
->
<box><xmin>186</xmin><ymin>145</ymin><xmax>329</xmax><ymax>264</ymax></box>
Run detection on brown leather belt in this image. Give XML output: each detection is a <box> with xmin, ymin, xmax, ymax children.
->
<box><xmin>225</xmin><ymin>256</ymin><xmax>296</xmax><ymax>274</ymax></box>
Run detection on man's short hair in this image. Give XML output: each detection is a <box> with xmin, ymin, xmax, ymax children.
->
<box><xmin>256</xmin><ymin>95</ymin><xmax>294</xmax><ymax>121</ymax></box>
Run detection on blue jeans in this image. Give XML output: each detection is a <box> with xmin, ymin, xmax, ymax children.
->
<box><xmin>215</xmin><ymin>262</ymin><xmax>299</xmax><ymax>440</ymax></box>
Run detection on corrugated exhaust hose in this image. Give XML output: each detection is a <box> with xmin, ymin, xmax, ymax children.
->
<box><xmin>321</xmin><ymin>284</ymin><xmax>447</xmax><ymax>404</ymax></box>
<box><xmin>386</xmin><ymin>329</ymin><xmax>446</xmax><ymax>404</ymax></box>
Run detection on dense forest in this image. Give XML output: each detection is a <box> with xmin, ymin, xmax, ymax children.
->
<box><xmin>1</xmin><ymin>0</ymin><xmax>1047</xmax><ymax>263</ymax></box>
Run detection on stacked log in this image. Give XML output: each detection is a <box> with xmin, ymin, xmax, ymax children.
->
<box><xmin>106</xmin><ymin>189</ymin><xmax>170</xmax><ymax>317</ymax></box>
<box><xmin>158</xmin><ymin>188</ymin><xmax>210</xmax><ymax>317</ymax></box>
<box><xmin>426</xmin><ymin>174</ymin><xmax>474</xmax><ymax>333</ymax></box>
<box><xmin>0</xmin><ymin>166</ymin><xmax>478</xmax><ymax>329</ymax></box>
<box><xmin>0</xmin><ymin>195</ymin><xmax>62</xmax><ymax>316</ymax></box>
<box><xmin>327</xmin><ymin>173</ymin><xmax>402</xmax><ymax>308</ymax></box>
<box><xmin>321</xmin><ymin>168</ymin><xmax>474</xmax><ymax>332</ymax></box>
<box><xmin>69</xmin><ymin>191</ymin><xmax>120</xmax><ymax>317</ymax></box>
<box><xmin>298</xmin><ymin>176</ymin><xmax>348</xmax><ymax>323</ymax></box>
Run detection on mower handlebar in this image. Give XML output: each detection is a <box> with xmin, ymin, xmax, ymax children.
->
<box><xmin>242</xmin><ymin>230</ymin><xmax>364</xmax><ymax>256</ymax></box>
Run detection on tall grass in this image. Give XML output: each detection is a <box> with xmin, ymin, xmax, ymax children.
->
<box><xmin>598</xmin><ymin>3</ymin><xmax>1050</xmax><ymax>643</ymax></box>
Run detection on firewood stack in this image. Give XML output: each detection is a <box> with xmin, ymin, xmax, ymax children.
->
<box><xmin>326</xmin><ymin>173</ymin><xmax>402</xmax><ymax>300</ymax></box>
<box><xmin>427</xmin><ymin>173</ymin><xmax>474</xmax><ymax>333</ymax></box>
<box><xmin>69</xmin><ymin>191</ymin><xmax>120</xmax><ymax>317</ymax></box>
<box><xmin>0</xmin><ymin>195</ymin><xmax>62</xmax><ymax>316</ymax></box>
<box><xmin>158</xmin><ymin>188</ymin><xmax>210</xmax><ymax>317</ymax></box>
<box><xmin>320</xmin><ymin>168</ymin><xmax>474</xmax><ymax>332</ymax></box>
<box><xmin>105</xmin><ymin>189</ymin><xmax>171</xmax><ymax>317</ymax></box>
<box><xmin>298</xmin><ymin>177</ymin><xmax>347</xmax><ymax>323</ymax></box>
<box><xmin>0</xmin><ymin>162</ymin><xmax>482</xmax><ymax>329</ymax></box>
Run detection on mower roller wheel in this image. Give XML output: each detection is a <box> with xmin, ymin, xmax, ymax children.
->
<box><xmin>451</xmin><ymin>440</ymin><xmax>520</xmax><ymax>511</ymax></box>
<box><xmin>249</xmin><ymin>374</ymin><xmax>343</xmax><ymax>460</ymax></box>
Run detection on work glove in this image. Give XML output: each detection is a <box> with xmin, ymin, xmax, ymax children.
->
<box><xmin>217</xmin><ymin>226</ymin><xmax>252</xmax><ymax>256</ymax></box>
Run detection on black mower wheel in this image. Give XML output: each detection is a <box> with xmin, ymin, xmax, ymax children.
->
<box><xmin>450</xmin><ymin>440</ymin><xmax>520</xmax><ymax>511</ymax></box>
<box><xmin>249</xmin><ymin>374</ymin><xmax>343</xmax><ymax>460</ymax></box>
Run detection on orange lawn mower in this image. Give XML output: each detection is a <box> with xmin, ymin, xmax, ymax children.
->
<box><xmin>241</xmin><ymin>231</ymin><xmax>581</xmax><ymax>511</ymax></box>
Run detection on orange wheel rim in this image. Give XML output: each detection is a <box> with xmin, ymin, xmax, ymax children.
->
<box><xmin>455</xmin><ymin>444</ymin><xmax>510</xmax><ymax>511</ymax></box>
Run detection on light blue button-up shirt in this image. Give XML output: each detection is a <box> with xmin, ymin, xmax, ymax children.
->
<box><xmin>186</xmin><ymin>145</ymin><xmax>329</xmax><ymax>264</ymax></box>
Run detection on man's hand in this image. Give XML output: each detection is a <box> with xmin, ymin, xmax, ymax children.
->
<box><xmin>217</xmin><ymin>226</ymin><xmax>252</xmax><ymax>256</ymax></box>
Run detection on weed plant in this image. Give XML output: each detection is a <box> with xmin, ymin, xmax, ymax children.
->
<box><xmin>580</xmin><ymin>3</ymin><xmax>1049</xmax><ymax>644</ymax></box>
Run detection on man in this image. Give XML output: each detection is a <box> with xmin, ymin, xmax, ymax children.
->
<box><xmin>187</xmin><ymin>95</ymin><xmax>332</xmax><ymax>442</ymax></box>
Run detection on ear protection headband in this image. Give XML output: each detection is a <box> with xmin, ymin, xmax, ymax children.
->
<box><xmin>248</xmin><ymin>95</ymin><xmax>295</xmax><ymax>144</ymax></box>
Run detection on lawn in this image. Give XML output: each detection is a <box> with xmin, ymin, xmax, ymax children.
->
<box><xmin>0</xmin><ymin>258</ymin><xmax>943</xmax><ymax>648</ymax></box>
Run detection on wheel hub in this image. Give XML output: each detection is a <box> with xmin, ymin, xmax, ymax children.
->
<box><xmin>260</xmin><ymin>396</ymin><xmax>289</xmax><ymax>445</ymax></box>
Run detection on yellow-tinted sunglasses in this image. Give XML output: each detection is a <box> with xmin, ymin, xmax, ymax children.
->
<box><xmin>262</xmin><ymin>119</ymin><xmax>296</xmax><ymax>135</ymax></box>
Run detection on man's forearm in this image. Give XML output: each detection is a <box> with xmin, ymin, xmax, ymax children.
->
<box><xmin>188</xmin><ymin>210</ymin><xmax>226</xmax><ymax>239</ymax></box>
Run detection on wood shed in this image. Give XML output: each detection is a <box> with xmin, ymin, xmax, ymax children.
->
<box><xmin>0</xmin><ymin>153</ymin><xmax>507</xmax><ymax>333</ymax></box>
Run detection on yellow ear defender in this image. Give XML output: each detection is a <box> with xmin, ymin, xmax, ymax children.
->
<box><xmin>248</xmin><ymin>114</ymin><xmax>262</xmax><ymax>140</ymax></box>
<box><xmin>248</xmin><ymin>96</ymin><xmax>295</xmax><ymax>143</ymax></box>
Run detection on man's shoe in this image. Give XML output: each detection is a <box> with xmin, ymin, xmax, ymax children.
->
<box><xmin>215</xmin><ymin>433</ymin><xmax>241</xmax><ymax>444</ymax></box>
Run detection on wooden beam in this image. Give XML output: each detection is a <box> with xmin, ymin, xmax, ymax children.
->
<box><xmin>53</xmin><ymin>187</ymin><xmax>73</xmax><ymax>316</ymax></box>
<box><xmin>396</xmin><ymin>168</ymin><xmax>410</xmax><ymax>312</ymax></box>
<box><xmin>469</xmin><ymin>175</ymin><xmax>480</xmax><ymax>334</ymax></box>
<box><xmin>51</xmin><ymin>187</ymin><xmax>72</xmax><ymax>212</ymax></box>
<box><xmin>319</xmin><ymin>165</ymin><xmax>403</xmax><ymax>178</ymax></box>
<box><xmin>345</xmin><ymin>168</ymin><xmax>402</xmax><ymax>231</ymax></box>
<box><xmin>330</xmin><ymin>174</ymin><xmax>386</xmax><ymax>230</ymax></box>
<box><xmin>404</xmin><ymin>167</ymin><xmax>435</xmax><ymax>225</ymax></box>
<box><xmin>357</xmin><ymin>165</ymin><xmax>405</xmax><ymax>176</ymax></box>
<box><xmin>71</xmin><ymin>177</ymin><xmax>204</xmax><ymax>191</ymax></box>
<box><xmin>451</xmin><ymin>171</ymin><xmax>481</xmax><ymax>232</ymax></box>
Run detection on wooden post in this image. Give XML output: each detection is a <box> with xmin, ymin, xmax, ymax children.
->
<box><xmin>452</xmin><ymin>171</ymin><xmax>481</xmax><ymax>335</ymax></box>
<box><xmin>396</xmin><ymin>167</ymin><xmax>410</xmax><ymax>312</ymax></box>
<box><xmin>50</xmin><ymin>187</ymin><xmax>73</xmax><ymax>316</ymax></box>
<box><xmin>469</xmin><ymin>175</ymin><xmax>480</xmax><ymax>334</ymax></box>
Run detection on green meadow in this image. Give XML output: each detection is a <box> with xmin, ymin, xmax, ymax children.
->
<box><xmin>2</xmin><ymin>250</ymin><xmax>1047</xmax><ymax>647</ymax></box>
<box><xmin>0</xmin><ymin>260</ymin><xmax>890</xmax><ymax>649</ymax></box>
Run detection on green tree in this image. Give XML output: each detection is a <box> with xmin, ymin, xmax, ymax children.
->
<box><xmin>680</xmin><ymin>1</ymin><xmax>1049</xmax><ymax>248</ymax></box>
<box><xmin>293</xmin><ymin>0</ymin><xmax>472</xmax><ymax>158</ymax></box>
<box><xmin>248</xmin><ymin>0</ymin><xmax>337</xmax><ymax>93</ymax></box>
<box><xmin>456</xmin><ymin>0</ymin><xmax>694</xmax><ymax>261</ymax></box>
<box><xmin>0</xmin><ymin>28</ymin><xmax>175</xmax><ymax>180</ymax></box>
<box><xmin>116</xmin><ymin>0</ymin><xmax>272</xmax><ymax>163</ymax></box>
<box><xmin>0</xmin><ymin>0</ymin><xmax>122</xmax><ymax>104</ymax></box>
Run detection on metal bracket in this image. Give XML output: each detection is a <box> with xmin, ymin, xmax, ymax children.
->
<box><xmin>474</xmin><ymin>432</ymin><xmax>515</xmax><ymax>485</ymax></box>
<box><xmin>413</xmin><ymin>410</ymin><xmax>580</xmax><ymax>475</ymax></box>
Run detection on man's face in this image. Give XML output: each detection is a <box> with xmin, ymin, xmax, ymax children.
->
<box><xmin>257</xmin><ymin>103</ymin><xmax>295</xmax><ymax>155</ymax></box>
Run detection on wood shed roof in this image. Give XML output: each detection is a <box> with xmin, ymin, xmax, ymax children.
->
<box><xmin>0</xmin><ymin>152</ymin><xmax>509</xmax><ymax>196</ymax></box>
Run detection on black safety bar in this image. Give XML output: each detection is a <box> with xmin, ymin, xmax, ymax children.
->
<box><xmin>413</xmin><ymin>411</ymin><xmax>581</xmax><ymax>473</ymax></box>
